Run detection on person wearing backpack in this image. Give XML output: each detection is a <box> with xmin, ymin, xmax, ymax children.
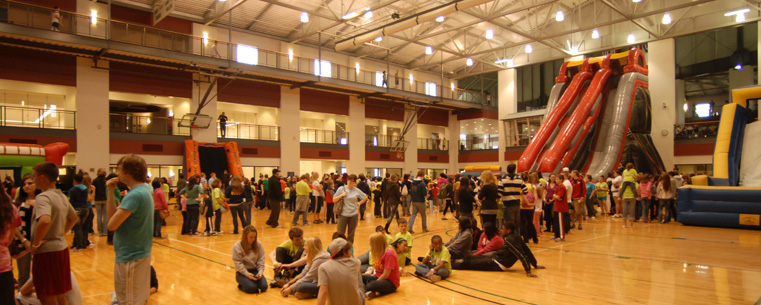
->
<box><xmin>440</xmin><ymin>178</ymin><xmax>455</xmax><ymax>220</ymax></box>
<box><xmin>406</xmin><ymin>170</ymin><xmax>429</xmax><ymax>234</ymax></box>
<box><xmin>383</xmin><ymin>175</ymin><xmax>402</xmax><ymax>233</ymax></box>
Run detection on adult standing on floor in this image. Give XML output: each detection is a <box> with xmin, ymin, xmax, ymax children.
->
<box><xmin>383</xmin><ymin>175</ymin><xmax>402</xmax><ymax>233</ymax></box>
<box><xmin>108</xmin><ymin>154</ymin><xmax>154</xmax><ymax>305</ymax></box>
<box><xmin>406</xmin><ymin>170</ymin><xmax>429</xmax><ymax>234</ymax></box>
<box><xmin>477</xmin><ymin>170</ymin><xmax>500</xmax><ymax>227</ymax></box>
<box><xmin>357</xmin><ymin>174</ymin><xmax>371</xmax><ymax>221</ymax></box>
<box><xmin>178</xmin><ymin>175</ymin><xmax>204</xmax><ymax>235</ymax></box>
<box><xmin>334</xmin><ymin>174</ymin><xmax>368</xmax><ymax>244</ymax></box>
<box><xmin>92</xmin><ymin>168</ymin><xmax>108</xmax><ymax>236</ymax></box>
<box><xmin>13</xmin><ymin>174</ymin><xmax>38</xmax><ymax>288</ymax></box>
<box><xmin>227</xmin><ymin>176</ymin><xmax>248</xmax><ymax>233</ymax></box>
<box><xmin>267</xmin><ymin>169</ymin><xmax>284</xmax><ymax>228</ymax></box>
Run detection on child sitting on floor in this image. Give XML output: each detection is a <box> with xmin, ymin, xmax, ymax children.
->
<box><xmin>414</xmin><ymin>235</ymin><xmax>451</xmax><ymax>282</ymax></box>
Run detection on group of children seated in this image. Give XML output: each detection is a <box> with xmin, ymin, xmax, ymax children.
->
<box><xmin>232</xmin><ymin>216</ymin><xmax>545</xmax><ymax>301</ymax></box>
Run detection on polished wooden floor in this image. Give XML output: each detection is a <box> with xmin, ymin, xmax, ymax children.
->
<box><xmin>49</xmin><ymin>204</ymin><xmax>761</xmax><ymax>305</ymax></box>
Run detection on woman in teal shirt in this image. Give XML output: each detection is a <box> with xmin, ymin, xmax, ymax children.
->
<box><xmin>178</xmin><ymin>175</ymin><xmax>204</xmax><ymax>235</ymax></box>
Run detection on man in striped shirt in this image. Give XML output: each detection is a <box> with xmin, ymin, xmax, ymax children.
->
<box><xmin>499</xmin><ymin>164</ymin><xmax>527</xmax><ymax>235</ymax></box>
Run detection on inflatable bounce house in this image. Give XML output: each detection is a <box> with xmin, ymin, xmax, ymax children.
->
<box><xmin>460</xmin><ymin>165</ymin><xmax>505</xmax><ymax>178</ymax></box>
<box><xmin>678</xmin><ymin>85</ymin><xmax>761</xmax><ymax>230</ymax></box>
<box><xmin>0</xmin><ymin>142</ymin><xmax>69</xmax><ymax>181</ymax></box>
<box><xmin>184</xmin><ymin>140</ymin><xmax>244</xmax><ymax>179</ymax></box>
<box><xmin>516</xmin><ymin>48</ymin><xmax>665</xmax><ymax>177</ymax></box>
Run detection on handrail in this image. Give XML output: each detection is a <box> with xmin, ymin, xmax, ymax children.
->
<box><xmin>1</xmin><ymin>105</ymin><xmax>76</xmax><ymax>129</ymax></box>
<box><xmin>3</xmin><ymin>0</ymin><xmax>493</xmax><ymax>106</ymax></box>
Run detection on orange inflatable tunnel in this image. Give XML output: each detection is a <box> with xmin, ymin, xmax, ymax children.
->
<box><xmin>184</xmin><ymin>140</ymin><xmax>244</xmax><ymax>178</ymax></box>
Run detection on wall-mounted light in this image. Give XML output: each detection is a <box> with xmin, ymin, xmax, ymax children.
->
<box><xmin>288</xmin><ymin>49</ymin><xmax>294</xmax><ymax>61</ymax></box>
<box><xmin>202</xmin><ymin>32</ymin><xmax>209</xmax><ymax>45</ymax></box>
<box><xmin>409</xmin><ymin>74</ymin><xmax>414</xmax><ymax>85</ymax></box>
<box><xmin>90</xmin><ymin>10</ymin><xmax>97</xmax><ymax>24</ymax></box>
<box><xmin>355</xmin><ymin>63</ymin><xmax>360</xmax><ymax>74</ymax></box>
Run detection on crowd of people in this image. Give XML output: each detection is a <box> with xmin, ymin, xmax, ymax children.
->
<box><xmin>0</xmin><ymin>153</ymin><xmax>696</xmax><ymax>304</ymax></box>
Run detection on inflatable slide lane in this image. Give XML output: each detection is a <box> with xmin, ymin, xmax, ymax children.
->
<box><xmin>709</xmin><ymin>103</ymin><xmax>749</xmax><ymax>186</ymax></box>
<box><xmin>518</xmin><ymin>49</ymin><xmax>665</xmax><ymax>177</ymax></box>
<box><xmin>184</xmin><ymin>140</ymin><xmax>243</xmax><ymax>179</ymax></box>
<box><xmin>518</xmin><ymin>59</ymin><xmax>594</xmax><ymax>173</ymax></box>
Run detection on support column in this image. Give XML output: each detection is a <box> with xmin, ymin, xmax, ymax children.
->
<box><xmin>648</xmin><ymin>38</ymin><xmax>676</xmax><ymax>170</ymax></box>
<box><xmin>498</xmin><ymin>68</ymin><xmax>517</xmax><ymax>167</ymax></box>
<box><xmin>347</xmin><ymin>97</ymin><xmax>365</xmax><ymax>174</ymax></box>
<box><xmin>280</xmin><ymin>87</ymin><xmax>301</xmax><ymax>176</ymax></box>
<box><xmin>676</xmin><ymin>80</ymin><xmax>686</xmax><ymax>124</ymax></box>
<box><xmin>191</xmin><ymin>75</ymin><xmax>218</xmax><ymax>143</ymax></box>
<box><xmin>76</xmin><ymin>57</ymin><xmax>109</xmax><ymax>176</ymax></box>
<box><xmin>404</xmin><ymin>111</ymin><xmax>418</xmax><ymax>175</ymax></box>
<box><xmin>448</xmin><ymin>112</ymin><xmax>459</xmax><ymax>174</ymax></box>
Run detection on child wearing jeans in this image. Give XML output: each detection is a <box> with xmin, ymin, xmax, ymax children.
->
<box><xmin>414</xmin><ymin>235</ymin><xmax>451</xmax><ymax>282</ymax></box>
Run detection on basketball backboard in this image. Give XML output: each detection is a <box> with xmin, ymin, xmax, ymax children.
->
<box><xmin>177</xmin><ymin>114</ymin><xmax>213</xmax><ymax>128</ymax></box>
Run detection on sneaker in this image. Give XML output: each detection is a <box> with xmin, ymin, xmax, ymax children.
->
<box><xmin>202</xmin><ymin>232</ymin><xmax>209</xmax><ymax>236</ymax></box>
<box><xmin>592</xmin><ymin>216</ymin><xmax>596</xmax><ymax>220</ymax></box>
<box><xmin>570</xmin><ymin>224</ymin><xmax>576</xmax><ymax>229</ymax></box>
<box><xmin>275</xmin><ymin>225</ymin><xmax>283</xmax><ymax>229</ymax></box>
<box><xmin>578</xmin><ymin>226</ymin><xmax>582</xmax><ymax>230</ymax></box>
<box><xmin>409</xmin><ymin>230</ymin><xmax>416</xmax><ymax>234</ymax></box>
<box><xmin>216</xmin><ymin>231</ymin><xmax>225</xmax><ymax>234</ymax></box>
<box><xmin>304</xmin><ymin>223</ymin><xmax>311</xmax><ymax>226</ymax></box>
<box><xmin>441</xmin><ymin>217</ymin><xmax>448</xmax><ymax>220</ymax></box>
<box><xmin>429</xmin><ymin>275</ymin><xmax>442</xmax><ymax>282</ymax></box>
<box><xmin>366</xmin><ymin>291</ymin><xmax>377</xmax><ymax>300</ymax></box>
<box><xmin>423</xmin><ymin>229</ymin><xmax>430</xmax><ymax>233</ymax></box>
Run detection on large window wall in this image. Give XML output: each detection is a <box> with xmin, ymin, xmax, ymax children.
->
<box><xmin>516</xmin><ymin>59</ymin><xmax>564</xmax><ymax>112</ymax></box>
<box><xmin>0</xmin><ymin>82</ymin><xmax>77</xmax><ymax>129</ymax></box>
<box><xmin>502</xmin><ymin>113</ymin><xmax>544</xmax><ymax>147</ymax></box>
<box><xmin>365</xmin><ymin>119</ymin><xmax>403</xmax><ymax>148</ymax></box>
<box><xmin>460</xmin><ymin>118</ymin><xmax>498</xmax><ymax>150</ymax></box>
<box><xmin>300</xmin><ymin>111</ymin><xmax>348</xmax><ymax>145</ymax></box>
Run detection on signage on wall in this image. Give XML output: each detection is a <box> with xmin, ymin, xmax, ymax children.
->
<box><xmin>153</xmin><ymin>0</ymin><xmax>174</xmax><ymax>25</ymax></box>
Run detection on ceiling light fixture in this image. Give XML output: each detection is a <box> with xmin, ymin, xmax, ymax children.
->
<box><xmin>495</xmin><ymin>58</ymin><xmax>513</xmax><ymax>67</ymax></box>
<box><xmin>342</xmin><ymin>12</ymin><xmax>359</xmax><ymax>19</ymax></box>
<box><xmin>627</xmin><ymin>33</ymin><xmax>635</xmax><ymax>44</ymax></box>
<box><xmin>525</xmin><ymin>44</ymin><xmax>533</xmax><ymax>53</ymax></box>
<box><xmin>425</xmin><ymin>46</ymin><xmax>433</xmax><ymax>55</ymax></box>
<box><xmin>364</xmin><ymin>11</ymin><xmax>373</xmax><ymax>19</ymax></box>
<box><xmin>662</xmin><ymin>13</ymin><xmax>672</xmax><ymax>25</ymax></box>
<box><xmin>485</xmin><ymin>29</ymin><xmax>494</xmax><ymax>39</ymax></box>
<box><xmin>300</xmin><ymin>12</ymin><xmax>309</xmax><ymax>23</ymax></box>
<box><xmin>466</xmin><ymin>58</ymin><xmax>474</xmax><ymax>66</ymax></box>
<box><xmin>725</xmin><ymin>8</ymin><xmax>749</xmax><ymax>22</ymax></box>
<box><xmin>569</xmin><ymin>45</ymin><xmax>579</xmax><ymax>55</ymax></box>
<box><xmin>435</xmin><ymin>16</ymin><xmax>445</xmax><ymax>22</ymax></box>
<box><xmin>632</xmin><ymin>0</ymin><xmax>641</xmax><ymax>2</ymax></box>
<box><xmin>591</xmin><ymin>29</ymin><xmax>600</xmax><ymax>39</ymax></box>
<box><xmin>375</xmin><ymin>36</ymin><xmax>383</xmax><ymax>42</ymax></box>
<box><xmin>735</xmin><ymin>64</ymin><xmax>743</xmax><ymax>70</ymax></box>
<box><xmin>556</xmin><ymin>10</ymin><xmax>564</xmax><ymax>22</ymax></box>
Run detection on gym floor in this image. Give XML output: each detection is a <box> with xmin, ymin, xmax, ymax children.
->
<box><xmin>63</xmin><ymin>204</ymin><xmax>761</xmax><ymax>305</ymax></box>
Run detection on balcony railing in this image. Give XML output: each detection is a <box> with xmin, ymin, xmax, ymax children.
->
<box><xmin>300</xmin><ymin>129</ymin><xmax>348</xmax><ymax>145</ymax></box>
<box><xmin>218</xmin><ymin>122</ymin><xmax>279</xmax><ymax>141</ymax></box>
<box><xmin>1</xmin><ymin>106</ymin><xmax>75</xmax><ymax>129</ymax></box>
<box><xmin>418</xmin><ymin>138</ymin><xmax>449</xmax><ymax>151</ymax></box>
<box><xmin>110</xmin><ymin>113</ymin><xmax>189</xmax><ymax>135</ymax></box>
<box><xmin>459</xmin><ymin>135</ymin><xmax>499</xmax><ymax>150</ymax></box>
<box><xmin>366</xmin><ymin>134</ymin><xmax>400</xmax><ymax>148</ymax></box>
<box><xmin>674</xmin><ymin>121</ymin><xmax>719</xmax><ymax>140</ymax></box>
<box><xmin>2</xmin><ymin>0</ymin><xmax>493</xmax><ymax>107</ymax></box>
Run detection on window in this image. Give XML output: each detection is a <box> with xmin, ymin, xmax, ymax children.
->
<box><xmin>236</xmin><ymin>44</ymin><xmax>258</xmax><ymax>65</ymax></box>
<box><xmin>375</xmin><ymin>72</ymin><xmax>387</xmax><ymax>87</ymax></box>
<box><xmin>314</xmin><ymin>60</ymin><xmax>332</xmax><ymax>77</ymax></box>
<box><xmin>695</xmin><ymin>103</ymin><xmax>711</xmax><ymax>118</ymax></box>
<box><xmin>425</xmin><ymin>82</ymin><xmax>437</xmax><ymax>96</ymax></box>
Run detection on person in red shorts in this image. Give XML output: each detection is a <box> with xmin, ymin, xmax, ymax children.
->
<box><xmin>31</xmin><ymin>162</ymin><xmax>78</xmax><ymax>305</ymax></box>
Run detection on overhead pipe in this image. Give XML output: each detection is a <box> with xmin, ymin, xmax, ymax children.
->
<box><xmin>335</xmin><ymin>0</ymin><xmax>495</xmax><ymax>51</ymax></box>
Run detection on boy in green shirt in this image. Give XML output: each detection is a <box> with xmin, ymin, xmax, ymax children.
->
<box><xmin>414</xmin><ymin>235</ymin><xmax>451</xmax><ymax>282</ymax></box>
